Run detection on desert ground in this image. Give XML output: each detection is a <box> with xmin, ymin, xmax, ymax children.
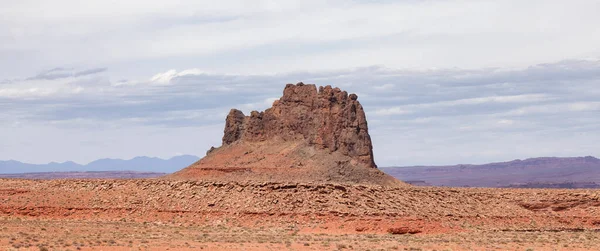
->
<box><xmin>1</xmin><ymin>178</ymin><xmax>599</xmax><ymax>251</ymax></box>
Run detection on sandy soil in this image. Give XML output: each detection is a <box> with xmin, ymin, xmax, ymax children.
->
<box><xmin>1</xmin><ymin>178</ymin><xmax>599</xmax><ymax>250</ymax></box>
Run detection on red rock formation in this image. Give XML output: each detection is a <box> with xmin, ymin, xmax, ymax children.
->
<box><xmin>169</xmin><ymin>82</ymin><xmax>402</xmax><ymax>186</ymax></box>
<box><xmin>222</xmin><ymin>82</ymin><xmax>377</xmax><ymax>168</ymax></box>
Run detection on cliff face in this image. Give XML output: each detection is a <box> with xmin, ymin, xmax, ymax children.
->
<box><xmin>222</xmin><ymin>83</ymin><xmax>376</xmax><ymax>168</ymax></box>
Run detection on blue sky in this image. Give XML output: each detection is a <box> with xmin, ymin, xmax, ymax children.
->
<box><xmin>1</xmin><ymin>0</ymin><xmax>599</xmax><ymax>166</ymax></box>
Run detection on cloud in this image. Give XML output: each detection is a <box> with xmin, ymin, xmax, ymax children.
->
<box><xmin>373</xmin><ymin>83</ymin><xmax>394</xmax><ymax>90</ymax></box>
<box><xmin>150</xmin><ymin>69</ymin><xmax>178</xmax><ymax>84</ymax></box>
<box><xmin>502</xmin><ymin>101</ymin><xmax>600</xmax><ymax>116</ymax></box>
<box><xmin>2</xmin><ymin>0</ymin><xmax>600</xmax><ymax>77</ymax></box>
<box><xmin>2</xmin><ymin>59</ymin><xmax>600</xmax><ymax>165</ymax></box>
<box><xmin>374</xmin><ymin>107</ymin><xmax>413</xmax><ymax>116</ymax></box>
<box><xmin>373</xmin><ymin>94</ymin><xmax>552</xmax><ymax>116</ymax></box>
<box><xmin>497</xmin><ymin>119</ymin><xmax>515</xmax><ymax>126</ymax></box>
<box><xmin>28</xmin><ymin>68</ymin><xmax>73</xmax><ymax>80</ymax></box>
<box><xmin>2</xmin><ymin>59</ymin><xmax>598</xmax><ymax>127</ymax></box>
<box><xmin>73</xmin><ymin>68</ymin><xmax>108</xmax><ymax>77</ymax></box>
<box><xmin>28</xmin><ymin>67</ymin><xmax>107</xmax><ymax>80</ymax></box>
<box><xmin>0</xmin><ymin>87</ymin><xmax>57</xmax><ymax>98</ymax></box>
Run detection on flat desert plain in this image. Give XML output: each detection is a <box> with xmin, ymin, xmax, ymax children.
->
<box><xmin>1</xmin><ymin>178</ymin><xmax>599</xmax><ymax>250</ymax></box>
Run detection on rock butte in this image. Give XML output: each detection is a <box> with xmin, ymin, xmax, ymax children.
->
<box><xmin>169</xmin><ymin>83</ymin><xmax>404</xmax><ymax>186</ymax></box>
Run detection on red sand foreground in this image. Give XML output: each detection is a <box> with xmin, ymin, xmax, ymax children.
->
<box><xmin>1</xmin><ymin>178</ymin><xmax>599</xmax><ymax>250</ymax></box>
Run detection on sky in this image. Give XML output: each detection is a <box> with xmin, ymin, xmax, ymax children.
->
<box><xmin>1</xmin><ymin>0</ymin><xmax>600</xmax><ymax>167</ymax></box>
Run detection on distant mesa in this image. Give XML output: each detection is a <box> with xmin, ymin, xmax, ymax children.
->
<box><xmin>169</xmin><ymin>82</ymin><xmax>404</xmax><ymax>186</ymax></box>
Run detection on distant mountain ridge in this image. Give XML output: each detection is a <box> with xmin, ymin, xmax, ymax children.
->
<box><xmin>0</xmin><ymin>155</ymin><xmax>200</xmax><ymax>174</ymax></box>
<box><xmin>4</xmin><ymin>156</ymin><xmax>599</xmax><ymax>187</ymax></box>
<box><xmin>0</xmin><ymin>171</ymin><xmax>166</xmax><ymax>179</ymax></box>
<box><xmin>381</xmin><ymin>156</ymin><xmax>600</xmax><ymax>188</ymax></box>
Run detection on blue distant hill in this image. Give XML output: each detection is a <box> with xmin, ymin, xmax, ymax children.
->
<box><xmin>0</xmin><ymin>155</ymin><xmax>200</xmax><ymax>174</ymax></box>
<box><xmin>381</xmin><ymin>156</ymin><xmax>600</xmax><ymax>188</ymax></box>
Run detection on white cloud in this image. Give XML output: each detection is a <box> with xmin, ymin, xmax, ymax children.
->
<box><xmin>372</xmin><ymin>94</ymin><xmax>552</xmax><ymax>117</ymax></box>
<box><xmin>568</xmin><ymin>102</ymin><xmax>600</xmax><ymax>112</ymax></box>
<box><xmin>150</xmin><ymin>69</ymin><xmax>178</xmax><ymax>84</ymax></box>
<box><xmin>374</xmin><ymin>107</ymin><xmax>413</xmax><ymax>116</ymax></box>
<box><xmin>504</xmin><ymin>102</ymin><xmax>600</xmax><ymax>116</ymax></box>
<box><xmin>448</xmin><ymin>94</ymin><xmax>551</xmax><ymax>105</ymax></box>
<box><xmin>497</xmin><ymin>119</ymin><xmax>515</xmax><ymax>126</ymax></box>
<box><xmin>2</xmin><ymin>0</ymin><xmax>600</xmax><ymax>77</ymax></box>
<box><xmin>149</xmin><ymin>69</ymin><xmax>217</xmax><ymax>85</ymax></box>
<box><xmin>0</xmin><ymin>87</ymin><xmax>55</xmax><ymax>98</ymax></box>
<box><xmin>374</xmin><ymin>84</ymin><xmax>395</xmax><ymax>90</ymax></box>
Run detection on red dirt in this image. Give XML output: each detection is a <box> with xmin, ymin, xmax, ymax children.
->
<box><xmin>1</xmin><ymin>178</ymin><xmax>599</xmax><ymax>250</ymax></box>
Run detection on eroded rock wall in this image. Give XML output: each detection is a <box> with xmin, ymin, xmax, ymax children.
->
<box><xmin>222</xmin><ymin>82</ymin><xmax>376</xmax><ymax>168</ymax></box>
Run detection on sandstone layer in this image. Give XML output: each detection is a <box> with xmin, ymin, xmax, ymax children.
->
<box><xmin>169</xmin><ymin>83</ymin><xmax>403</xmax><ymax>186</ymax></box>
